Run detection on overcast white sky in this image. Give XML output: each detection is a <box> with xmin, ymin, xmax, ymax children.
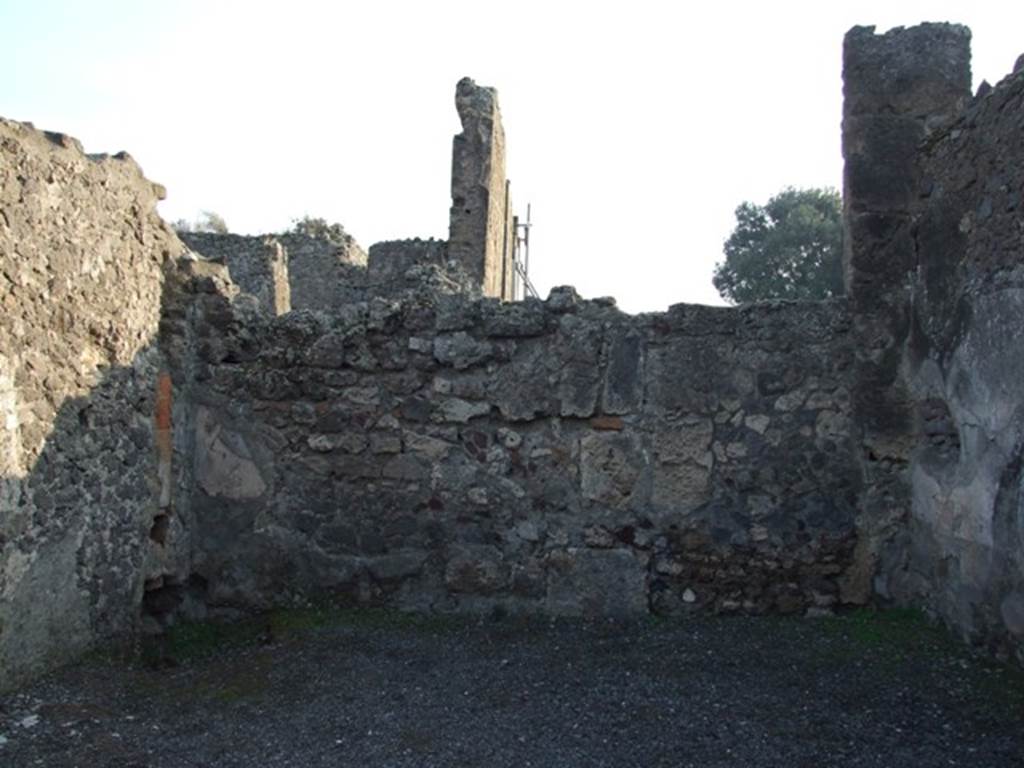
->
<box><xmin>2</xmin><ymin>1</ymin><xmax>1021</xmax><ymax>311</ymax></box>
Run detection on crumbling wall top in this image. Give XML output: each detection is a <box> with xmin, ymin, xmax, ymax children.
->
<box><xmin>843</xmin><ymin>24</ymin><xmax>971</xmax><ymax>123</ymax></box>
<box><xmin>448</xmin><ymin>78</ymin><xmax>515</xmax><ymax>301</ymax></box>
<box><xmin>455</xmin><ymin>77</ymin><xmax>500</xmax><ymax>127</ymax></box>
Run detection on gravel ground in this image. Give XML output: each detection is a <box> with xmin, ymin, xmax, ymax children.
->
<box><xmin>1</xmin><ymin>610</ymin><xmax>1021</xmax><ymax>767</ymax></box>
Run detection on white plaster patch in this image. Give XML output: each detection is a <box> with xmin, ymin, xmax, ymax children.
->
<box><xmin>1</xmin><ymin>548</ymin><xmax>37</xmax><ymax>601</ymax></box>
<box><xmin>1001</xmin><ymin>592</ymin><xmax>1024</xmax><ymax>637</ymax></box>
<box><xmin>194</xmin><ymin>407</ymin><xmax>267</xmax><ymax>500</ymax></box>
<box><xmin>0</xmin><ymin>355</ymin><xmax>23</xmax><ymax>479</ymax></box>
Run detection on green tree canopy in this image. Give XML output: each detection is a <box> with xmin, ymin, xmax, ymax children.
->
<box><xmin>287</xmin><ymin>216</ymin><xmax>351</xmax><ymax>246</ymax></box>
<box><xmin>171</xmin><ymin>210</ymin><xmax>229</xmax><ymax>234</ymax></box>
<box><xmin>712</xmin><ymin>187</ymin><xmax>844</xmax><ymax>304</ymax></box>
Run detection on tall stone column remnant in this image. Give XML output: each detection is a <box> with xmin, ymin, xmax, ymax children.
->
<box><xmin>840</xmin><ymin>24</ymin><xmax>971</xmax><ymax>602</ymax></box>
<box><xmin>448</xmin><ymin>77</ymin><xmax>516</xmax><ymax>301</ymax></box>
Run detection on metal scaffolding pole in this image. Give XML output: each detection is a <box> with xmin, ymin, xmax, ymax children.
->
<box><xmin>513</xmin><ymin>203</ymin><xmax>538</xmax><ymax>300</ymax></box>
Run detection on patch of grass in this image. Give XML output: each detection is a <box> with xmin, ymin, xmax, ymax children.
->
<box><xmin>202</xmin><ymin>657</ymin><xmax>273</xmax><ymax>704</ymax></box>
<box><xmin>171</xmin><ymin>618</ymin><xmax>263</xmax><ymax>656</ymax></box>
<box><xmin>793</xmin><ymin>606</ymin><xmax>949</xmax><ymax>676</ymax></box>
<box><xmin>814</xmin><ymin>606</ymin><xmax>1024</xmax><ymax>723</ymax></box>
<box><xmin>320</xmin><ymin>606</ymin><xmax>449</xmax><ymax>631</ymax></box>
<box><xmin>969</xmin><ymin>652</ymin><xmax>1024</xmax><ymax>720</ymax></box>
<box><xmin>832</xmin><ymin>606</ymin><xmax>922</xmax><ymax>636</ymax></box>
<box><xmin>78</xmin><ymin>641</ymin><xmax>136</xmax><ymax>668</ymax></box>
<box><xmin>138</xmin><ymin>610</ymin><xmax>298</xmax><ymax>668</ymax></box>
<box><xmin>283</xmin><ymin>603</ymin><xmax>475</xmax><ymax>635</ymax></box>
<box><xmin>141</xmin><ymin>650</ymin><xmax>276</xmax><ymax>706</ymax></box>
<box><xmin>819</xmin><ymin>606</ymin><xmax>954</xmax><ymax>656</ymax></box>
<box><xmin>138</xmin><ymin>605</ymin><xmax>472</xmax><ymax>667</ymax></box>
<box><xmin>139</xmin><ymin>617</ymin><xmax>261</xmax><ymax>667</ymax></box>
<box><xmin>266</xmin><ymin>604</ymin><xmax>340</xmax><ymax>634</ymax></box>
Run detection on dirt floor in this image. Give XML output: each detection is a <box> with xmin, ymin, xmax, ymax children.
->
<box><xmin>1</xmin><ymin>608</ymin><xmax>1022</xmax><ymax>767</ymax></box>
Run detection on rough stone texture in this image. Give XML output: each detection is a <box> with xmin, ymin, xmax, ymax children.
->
<box><xmin>841</xmin><ymin>24</ymin><xmax>972</xmax><ymax>604</ymax></box>
<box><xmin>174</xmin><ymin>283</ymin><xmax>859</xmax><ymax>621</ymax></box>
<box><xmin>368</xmin><ymin>239</ymin><xmax>447</xmax><ymax>284</ymax></box>
<box><xmin>0</xmin><ymin>119</ymin><xmax>183</xmax><ymax>690</ymax></box>
<box><xmin>4</xmin><ymin>30</ymin><xmax>1024</xmax><ymax>692</ymax></box>
<box><xmin>184</xmin><ymin>234</ymin><xmax>481</xmax><ymax>314</ymax></box>
<box><xmin>902</xmin><ymin>61</ymin><xmax>1024</xmax><ymax>659</ymax></box>
<box><xmin>844</xmin><ymin>25</ymin><xmax>1024</xmax><ymax>662</ymax></box>
<box><xmin>178</xmin><ymin>232</ymin><xmax>290</xmax><ymax>315</ymax></box>
<box><xmin>368</xmin><ymin>239</ymin><xmax>480</xmax><ymax>298</ymax></box>
<box><xmin>281</xmin><ymin>233</ymin><xmax>367</xmax><ymax>311</ymax></box>
<box><xmin>182</xmin><ymin>231</ymin><xmax>366</xmax><ymax>312</ymax></box>
<box><xmin>448</xmin><ymin>78</ymin><xmax>515</xmax><ymax>301</ymax></box>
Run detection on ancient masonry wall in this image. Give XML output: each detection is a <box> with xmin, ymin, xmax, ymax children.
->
<box><xmin>2</xmin><ymin>23</ymin><xmax>1023</xmax><ymax>691</ymax></box>
<box><xmin>367</xmin><ymin>239</ymin><xmax>448</xmax><ymax>285</ymax></box>
<box><xmin>904</xmin><ymin>53</ymin><xmax>1024</xmax><ymax>656</ymax></box>
<box><xmin>844</xmin><ymin>25</ymin><xmax>1024</xmax><ymax>660</ymax></box>
<box><xmin>281</xmin><ymin>233</ymin><xmax>367</xmax><ymax>312</ymax></box>
<box><xmin>840</xmin><ymin>23</ymin><xmax>972</xmax><ymax>604</ymax></box>
<box><xmin>179</xmin><ymin>232</ymin><xmax>291</xmax><ymax>315</ymax></box>
<box><xmin>0</xmin><ymin>119</ymin><xmax>183</xmax><ymax>689</ymax></box>
<box><xmin>181</xmin><ymin>231</ymin><xmax>367</xmax><ymax>313</ymax></box>
<box><xmin>183</xmin><ymin>234</ymin><xmax>476</xmax><ymax>315</ymax></box>
<box><xmin>167</xmin><ymin>281</ymin><xmax>860</xmax><ymax>620</ymax></box>
<box><xmin>184</xmin><ymin>77</ymin><xmax>515</xmax><ymax>309</ymax></box>
<box><xmin>448</xmin><ymin>78</ymin><xmax>516</xmax><ymax>301</ymax></box>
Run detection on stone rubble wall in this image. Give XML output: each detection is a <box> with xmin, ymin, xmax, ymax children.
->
<box><xmin>280</xmin><ymin>233</ymin><xmax>367</xmax><ymax>312</ymax></box>
<box><xmin>4</xmin><ymin>22</ymin><xmax>1023</xmax><ymax>693</ymax></box>
<box><xmin>366</xmin><ymin>239</ymin><xmax>482</xmax><ymax>298</ymax></box>
<box><xmin>840</xmin><ymin>23</ymin><xmax>972</xmax><ymax>604</ymax></box>
<box><xmin>172</xmin><ymin>282</ymin><xmax>860</xmax><ymax>620</ymax></box>
<box><xmin>844</xmin><ymin>24</ymin><xmax>1024</xmax><ymax>661</ymax></box>
<box><xmin>448</xmin><ymin>78</ymin><xmax>515</xmax><ymax>301</ymax></box>
<box><xmin>368</xmin><ymin>239</ymin><xmax>448</xmax><ymax>284</ymax></box>
<box><xmin>182</xmin><ymin>233</ymin><xmax>482</xmax><ymax>316</ymax></box>
<box><xmin>0</xmin><ymin>119</ymin><xmax>183</xmax><ymax>690</ymax></box>
<box><xmin>902</xmin><ymin>62</ymin><xmax>1024</xmax><ymax>659</ymax></box>
<box><xmin>181</xmin><ymin>231</ymin><xmax>367</xmax><ymax>313</ymax></box>
<box><xmin>178</xmin><ymin>232</ymin><xmax>291</xmax><ymax>315</ymax></box>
